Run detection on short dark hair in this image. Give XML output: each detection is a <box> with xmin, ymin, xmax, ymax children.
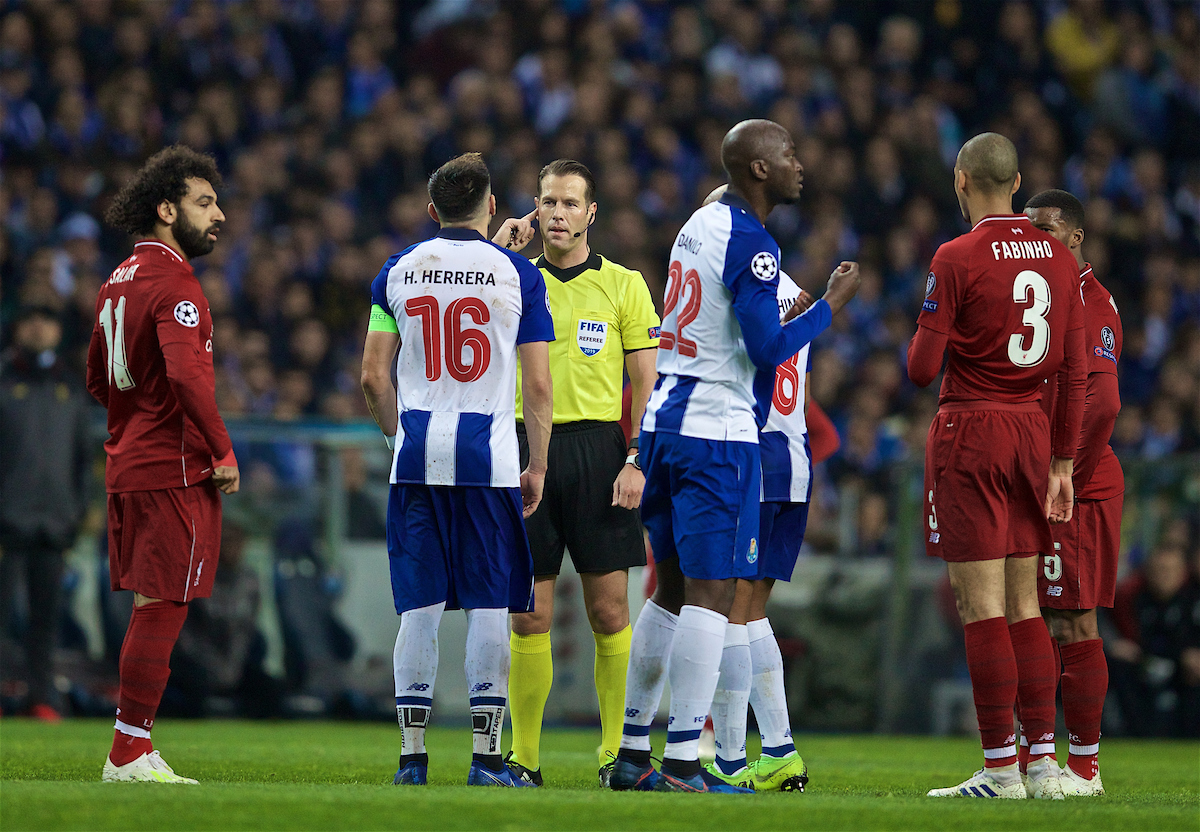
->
<box><xmin>104</xmin><ymin>145</ymin><xmax>223</xmax><ymax>236</ymax></box>
<box><xmin>537</xmin><ymin>159</ymin><xmax>597</xmax><ymax>203</ymax></box>
<box><xmin>1024</xmin><ymin>188</ymin><xmax>1086</xmax><ymax>230</ymax></box>
<box><xmin>428</xmin><ymin>153</ymin><xmax>491</xmax><ymax>223</ymax></box>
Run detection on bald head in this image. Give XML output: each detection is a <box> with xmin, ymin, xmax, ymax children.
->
<box><xmin>956</xmin><ymin>132</ymin><xmax>1019</xmax><ymax>195</ymax></box>
<box><xmin>719</xmin><ymin>119</ymin><xmax>802</xmax><ymax>214</ymax></box>
<box><xmin>721</xmin><ymin>120</ymin><xmax>790</xmax><ymax>184</ymax></box>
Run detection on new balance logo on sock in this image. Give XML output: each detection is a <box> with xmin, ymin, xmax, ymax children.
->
<box><xmin>626</xmin><ymin>708</ymin><xmax>640</xmax><ymax>717</ymax></box>
<box><xmin>406</xmin><ymin>683</ymin><xmax>430</xmax><ymax>691</ymax></box>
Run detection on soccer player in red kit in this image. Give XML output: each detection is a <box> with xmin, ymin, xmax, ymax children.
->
<box><xmin>907</xmin><ymin>134</ymin><xmax>1086</xmax><ymax>800</ymax></box>
<box><xmin>87</xmin><ymin>146</ymin><xmax>239</xmax><ymax>784</ymax></box>
<box><xmin>1024</xmin><ymin>189</ymin><xmax>1122</xmax><ymax>796</ymax></box>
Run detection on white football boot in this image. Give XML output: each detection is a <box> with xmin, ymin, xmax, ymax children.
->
<box><xmin>1024</xmin><ymin>756</ymin><xmax>1065</xmax><ymax>799</ymax></box>
<box><xmin>928</xmin><ymin>765</ymin><xmax>1026</xmax><ymax>798</ymax></box>
<box><xmin>102</xmin><ymin>751</ymin><xmax>199</xmax><ymax>784</ymax></box>
<box><xmin>1059</xmin><ymin>764</ymin><xmax>1105</xmax><ymax>796</ymax></box>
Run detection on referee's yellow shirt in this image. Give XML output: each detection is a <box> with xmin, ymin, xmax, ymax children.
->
<box><xmin>517</xmin><ymin>251</ymin><xmax>661</xmax><ymax>424</ymax></box>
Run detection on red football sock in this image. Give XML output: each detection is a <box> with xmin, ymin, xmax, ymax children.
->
<box><xmin>109</xmin><ymin>729</ymin><xmax>154</xmax><ymax>767</ymax></box>
<box><xmin>1009</xmin><ymin>617</ymin><xmax>1057</xmax><ymax>763</ymax></box>
<box><xmin>963</xmin><ymin>617</ymin><xmax>1018</xmax><ymax>768</ymax></box>
<box><xmin>111</xmin><ymin>600</ymin><xmax>188</xmax><ymax>759</ymax></box>
<box><xmin>1060</xmin><ymin>638</ymin><xmax>1106</xmax><ymax>780</ymax></box>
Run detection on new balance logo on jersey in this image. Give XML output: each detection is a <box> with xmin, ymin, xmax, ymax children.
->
<box><xmin>1046</xmin><ymin>586</ymin><xmax>1063</xmax><ymax>597</ymax></box>
<box><xmin>929</xmin><ymin>532</ymin><xmax>940</xmax><ymax>543</ymax></box>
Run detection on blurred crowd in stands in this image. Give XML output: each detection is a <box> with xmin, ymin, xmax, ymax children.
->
<box><xmin>1</xmin><ymin>0</ymin><xmax>1197</xmax><ymax>729</ymax></box>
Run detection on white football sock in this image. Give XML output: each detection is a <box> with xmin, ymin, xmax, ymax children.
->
<box><xmin>662</xmin><ymin>605</ymin><xmax>728</xmax><ymax>763</ymax></box>
<box><xmin>747</xmin><ymin>617</ymin><xmax>795</xmax><ymax>756</ymax></box>
<box><xmin>620</xmin><ymin>599</ymin><xmax>679</xmax><ymax>753</ymax></box>
<box><xmin>712</xmin><ymin>623</ymin><xmax>751</xmax><ymax>773</ymax></box>
<box><xmin>465</xmin><ymin>608</ymin><xmax>509</xmax><ymax>758</ymax></box>
<box><xmin>393</xmin><ymin>602</ymin><xmax>444</xmax><ymax>756</ymax></box>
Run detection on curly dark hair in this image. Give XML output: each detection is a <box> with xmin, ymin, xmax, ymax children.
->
<box><xmin>103</xmin><ymin>145</ymin><xmax>223</xmax><ymax>236</ymax></box>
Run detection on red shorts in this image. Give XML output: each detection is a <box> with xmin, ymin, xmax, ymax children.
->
<box><xmin>924</xmin><ymin>404</ymin><xmax>1052</xmax><ymax>562</ymax></box>
<box><xmin>108</xmin><ymin>480</ymin><xmax>222</xmax><ymax>602</ymax></box>
<box><xmin>1039</xmin><ymin>494</ymin><xmax>1123</xmax><ymax>609</ymax></box>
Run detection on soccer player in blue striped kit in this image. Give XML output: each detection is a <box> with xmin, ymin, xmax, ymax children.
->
<box><xmin>609</xmin><ymin>120</ymin><xmax>861</xmax><ymax>793</ymax></box>
<box><xmin>361</xmin><ymin>153</ymin><xmax>555</xmax><ymax>787</ymax></box>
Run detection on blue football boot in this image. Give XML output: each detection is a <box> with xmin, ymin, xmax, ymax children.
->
<box><xmin>393</xmin><ymin>761</ymin><xmax>427</xmax><ymax>785</ymax></box>
<box><xmin>467</xmin><ymin>760</ymin><xmax>537</xmax><ymax>787</ymax></box>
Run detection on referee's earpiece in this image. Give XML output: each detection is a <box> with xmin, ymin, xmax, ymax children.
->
<box><xmin>573</xmin><ymin>211</ymin><xmax>595</xmax><ymax>238</ymax></box>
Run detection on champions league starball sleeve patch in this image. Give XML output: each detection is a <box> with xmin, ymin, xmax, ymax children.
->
<box><xmin>751</xmin><ymin>251</ymin><xmax>778</xmax><ymax>281</ymax></box>
<box><xmin>173</xmin><ymin>300</ymin><xmax>200</xmax><ymax>327</ymax></box>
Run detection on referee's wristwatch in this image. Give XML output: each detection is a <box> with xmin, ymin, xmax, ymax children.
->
<box><xmin>626</xmin><ymin>436</ymin><xmax>641</xmax><ymax>470</ymax></box>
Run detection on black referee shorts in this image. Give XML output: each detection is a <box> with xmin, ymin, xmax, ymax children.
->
<box><xmin>517</xmin><ymin>420</ymin><xmax>646</xmax><ymax>577</ymax></box>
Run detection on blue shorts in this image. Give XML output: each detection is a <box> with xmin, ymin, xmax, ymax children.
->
<box><xmin>757</xmin><ymin>501</ymin><xmax>810</xmax><ymax>581</ymax></box>
<box><xmin>387</xmin><ymin>484</ymin><xmax>534</xmax><ymax>614</ymax></box>
<box><xmin>640</xmin><ymin>431</ymin><xmax>759</xmax><ymax>581</ymax></box>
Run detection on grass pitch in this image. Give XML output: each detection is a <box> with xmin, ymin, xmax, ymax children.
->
<box><xmin>1</xmin><ymin>719</ymin><xmax>1196</xmax><ymax>830</ymax></box>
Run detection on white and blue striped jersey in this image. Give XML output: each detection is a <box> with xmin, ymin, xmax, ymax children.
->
<box><xmin>370</xmin><ymin>228</ymin><xmax>555</xmax><ymax>488</ymax></box>
<box><xmin>761</xmin><ymin>271</ymin><xmax>813</xmax><ymax>503</ymax></box>
<box><xmin>642</xmin><ymin>192</ymin><xmax>832</xmax><ymax>443</ymax></box>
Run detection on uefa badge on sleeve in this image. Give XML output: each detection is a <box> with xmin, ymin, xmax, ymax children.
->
<box><xmin>922</xmin><ymin>272</ymin><xmax>938</xmax><ymax>313</ymax></box>
<box><xmin>174</xmin><ymin>300</ymin><xmax>200</xmax><ymax>327</ymax></box>
<box><xmin>751</xmin><ymin>252</ymin><xmax>778</xmax><ymax>282</ymax></box>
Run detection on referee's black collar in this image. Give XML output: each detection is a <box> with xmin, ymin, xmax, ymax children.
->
<box><xmin>436</xmin><ymin>227</ymin><xmax>487</xmax><ymax>242</ymax></box>
<box><xmin>535</xmin><ymin>250</ymin><xmax>602</xmax><ymax>282</ymax></box>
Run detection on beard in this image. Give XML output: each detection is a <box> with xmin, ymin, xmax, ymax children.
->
<box><xmin>174</xmin><ymin>209</ymin><xmax>217</xmax><ymax>259</ymax></box>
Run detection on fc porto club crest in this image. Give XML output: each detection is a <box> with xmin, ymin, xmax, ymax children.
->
<box><xmin>576</xmin><ymin>319</ymin><xmax>608</xmax><ymax>356</ymax></box>
<box><xmin>747</xmin><ymin>538</ymin><xmax>758</xmax><ymax>564</ymax></box>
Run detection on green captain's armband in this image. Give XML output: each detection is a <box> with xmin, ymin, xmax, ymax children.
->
<box><xmin>368</xmin><ymin>304</ymin><xmax>399</xmax><ymax>333</ymax></box>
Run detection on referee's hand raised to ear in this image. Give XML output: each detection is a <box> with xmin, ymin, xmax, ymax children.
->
<box><xmin>492</xmin><ymin>209</ymin><xmax>539</xmax><ymax>251</ymax></box>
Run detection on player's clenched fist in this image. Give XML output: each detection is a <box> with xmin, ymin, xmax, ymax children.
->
<box><xmin>822</xmin><ymin>261</ymin><xmax>861</xmax><ymax>315</ymax></box>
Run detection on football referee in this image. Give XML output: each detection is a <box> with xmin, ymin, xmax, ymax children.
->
<box><xmin>500</xmin><ymin>159</ymin><xmax>661</xmax><ymax>787</ymax></box>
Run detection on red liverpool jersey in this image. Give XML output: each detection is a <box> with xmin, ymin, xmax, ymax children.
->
<box><xmin>86</xmin><ymin>240</ymin><xmax>232</xmax><ymax>492</ymax></box>
<box><xmin>1075</xmin><ymin>264</ymin><xmax>1123</xmax><ymax>500</ymax></box>
<box><xmin>917</xmin><ymin>214</ymin><xmax>1084</xmax><ymax>407</ymax></box>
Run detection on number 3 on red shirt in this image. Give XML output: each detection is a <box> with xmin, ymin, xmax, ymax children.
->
<box><xmin>1009</xmin><ymin>270</ymin><xmax>1052</xmax><ymax>368</ymax></box>
<box><xmin>660</xmin><ymin>260</ymin><xmax>702</xmax><ymax>357</ymax></box>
